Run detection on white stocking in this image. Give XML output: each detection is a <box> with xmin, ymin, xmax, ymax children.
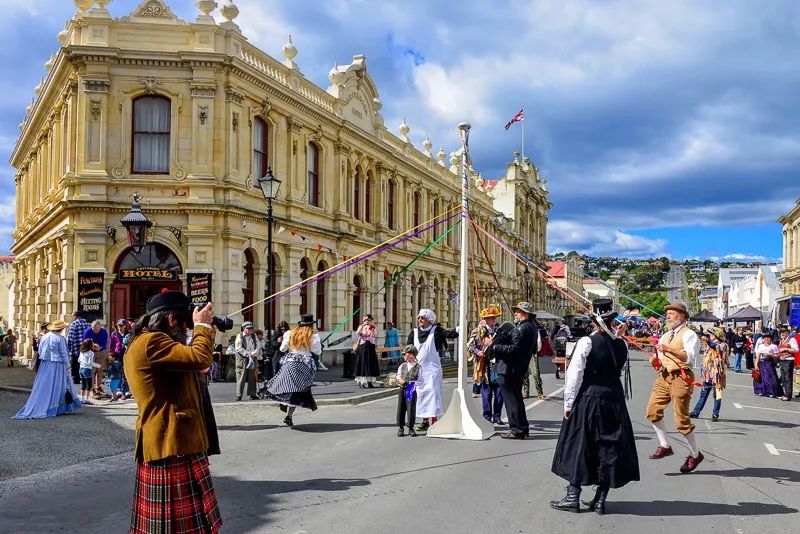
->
<box><xmin>683</xmin><ymin>432</ymin><xmax>698</xmax><ymax>457</ymax></box>
<box><xmin>652</xmin><ymin>419</ymin><xmax>669</xmax><ymax>448</ymax></box>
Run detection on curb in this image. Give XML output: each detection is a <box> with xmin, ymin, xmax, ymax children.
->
<box><xmin>0</xmin><ymin>385</ymin><xmax>33</xmax><ymax>394</ymax></box>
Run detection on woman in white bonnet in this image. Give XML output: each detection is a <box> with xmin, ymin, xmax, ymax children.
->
<box><xmin>406</xmin><ymin>308</ymin><xmax>458</xmax><ymax>431</ymax></box>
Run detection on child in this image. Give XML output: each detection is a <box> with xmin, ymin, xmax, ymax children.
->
<box><xmin>78</xmin><ymin>339</ymin><xmax>99</xmax><ymax>404</ymax></box>
<box><xmin>107</xmin><ymin>353</ymin><xmax>124</xmax><ymax>400</ymax></box>
<box><xmin>396</xmin><ymin>345</ymin><xmax>420</xmax><ymax>437</ymax></box>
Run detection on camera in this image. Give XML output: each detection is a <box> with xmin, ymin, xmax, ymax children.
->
<box><xmin>193</xmin><ymin>304</ymin><xmax>233</xmax><ymax>332</ymax></box>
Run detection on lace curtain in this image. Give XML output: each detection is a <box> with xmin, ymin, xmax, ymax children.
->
<box><xmin>133</xmin><ymin>97</ymin><xmax>170</xmax><ymax>173</ymax></box>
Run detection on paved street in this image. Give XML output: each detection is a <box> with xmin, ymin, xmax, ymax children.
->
<box><xmin>1</xmin><ymin>352</ymin><xmax>799</xmax><ymax>533</ymax></box>
<box><xmin>667</xmin><ymin>265</ymin><xmax>687</xmax><ymax>303</ymax></box>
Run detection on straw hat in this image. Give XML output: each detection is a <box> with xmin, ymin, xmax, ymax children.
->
<box><xmin>480</xmin><ymin>305</ymin><xmax>502</xmax><ymax>318</ymax></box>
<box><xmin>48</xmin><ymin>320</ymin><xmax>68</xmax><ymax>332</ymax></box>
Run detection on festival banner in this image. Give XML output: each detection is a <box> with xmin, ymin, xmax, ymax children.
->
<box><xmin>186</xmin><ymin>272</ymin><xmax>213</xmax><ymax>307</ymax></box>
<box><xmin>77</xmin><ymin>271</ymin><xmax>104</xmax><ymax>321</ymax></box>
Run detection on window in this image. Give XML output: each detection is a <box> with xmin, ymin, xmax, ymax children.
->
<box><xmin>364</xmin><ymin>175</ymin><xmax>372</xmax><ymax>223</ymax></box>
<box><xmin>353</xmin><ymin>170</ymin><xmax>361</xmax><ymax>219</ymax></box>
<box><xmin>299</xmin><ymin>258</ymin><xmax>310</xmax><ymax>315</ymax></box>
<box><xmin>413</xmin><ymin>192</ymin><xmax>421</xmax><ymax>227</ymax></box>
<box><xmin>387</xmin><ymin>180</ymin><xmax>395</xmax><ymax>229</ymax></box>
<box><xmin>253</xmin><ymin>117</ymin><xmax>269</xmax><ymax>180</ymax></box>
<box><xmin>132</xmin><ymin>96</ymin><xmax>170</xmax><ymax>173</ymax></box>
<box><xmin>307</xmin><ymin>143</ymin><xmax>320</xmax><ymax>207</ymax></box>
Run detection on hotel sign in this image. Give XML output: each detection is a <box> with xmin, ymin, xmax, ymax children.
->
<box><xmin>118</xmin><ymin>267</ymin><xmax>179</xmax><ymax>281</ymax></box>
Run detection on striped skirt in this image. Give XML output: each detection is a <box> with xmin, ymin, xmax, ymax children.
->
<box><xmin>262</xmin><ymin>353</ymin><xmax>318</xmax><ymax>410</ymax></box>
<box><xmin>130</xmin><ymin>454</ymin><xmax>222</xmax><ymax>534</ymax></box>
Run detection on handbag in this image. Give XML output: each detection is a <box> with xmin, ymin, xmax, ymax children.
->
<box><xmin>65</xmin><ymin>389</ymin><xmax>74</xmax><ymax>405</ymax></box>
<box><xmin>352</xmin><ymin>339</ymin><xmax>360</xmax><ymax>352</ymax></box>
<box><xmin>751</xmin><ymin>368</ymin><xmax>761</xmax><ymax>382</ymax></box>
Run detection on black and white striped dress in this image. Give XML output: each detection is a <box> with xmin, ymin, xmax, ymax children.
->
<box><xmin>262</xmin><ymin>352</ymin><xmax>318</xmax><ymax>410</ymax></box>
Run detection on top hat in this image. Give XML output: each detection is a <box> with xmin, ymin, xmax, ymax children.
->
<box><xmin>146</xmin><ymin>290</ymin><xmax>191</xmax><ymax>315</ymax></box>
<box><xmin>298</xmin><ymin>313</ymin><xmax>315</xmax><ymax>326</ymax></box>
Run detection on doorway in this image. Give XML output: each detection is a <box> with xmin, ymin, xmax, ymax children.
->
<box><xmin>111</xmin><ymin>243</ymin><xmax>183</xmax><ymax>321</ymax></box>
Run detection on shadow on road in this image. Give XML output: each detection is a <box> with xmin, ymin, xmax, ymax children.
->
<box><xmin>724</xmin><ymin>419</ymin><xmax>800</xmax><ymax>429</ymax></box>
<box><xmin>611</xmin><ymin>500</ymin><xmax>798</xmax><ymax>516</ymax></box>
<box><xmin>665</xmin><ymin>467</ymin><xmax>800</xmax><ymax>484</ymax></box>
<box><xmin>217</xmin><ymin>424</ymin><xmax>279</xmax><ymax>431</ymax></box>
<box><xmin>291</xmin><ymin>423</ymin><xmax>395</xmax><ymax>433</ymax></box>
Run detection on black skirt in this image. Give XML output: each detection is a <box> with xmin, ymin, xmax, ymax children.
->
<box><xmin>551</xmin><ymin>391</ymin><xmax>640</xmax><ymax>489</ymax></box>
<box><xmin>355</xmin><ymin>341</ymin><xmax>380</xmax><ymax>377</ymax></box>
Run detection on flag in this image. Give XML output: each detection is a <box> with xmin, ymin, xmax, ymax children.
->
<box><xmin>504</xmin><ymin>108</ymin><xmax>524</xmax><ymax>130</ymax></box>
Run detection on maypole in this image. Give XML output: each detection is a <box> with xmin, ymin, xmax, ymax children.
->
<box><xmin>427</xmin><ymin>122</ymin><xmax>494</xmax><ymax>440</ymax></box>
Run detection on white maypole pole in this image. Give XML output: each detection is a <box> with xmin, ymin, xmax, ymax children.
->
<box><xmin>427</xmin><ymin>123</ymin><xmax>495</xmax><ymax>440</ymax></box>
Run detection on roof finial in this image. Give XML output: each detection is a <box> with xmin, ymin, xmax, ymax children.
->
<box><xmin>220</xmin><ymin>0</ymin><xmax>240</xmax><ymax>31</ymax></box>
<box><xmin>282</xmin><ymin>35</ymin><xmax>299</xmax><ymax>69</ymax></box>
<box><xmin>399</xmin><ymin>118</ymin><xmax>410</xmax><ymax>143</ymax></box>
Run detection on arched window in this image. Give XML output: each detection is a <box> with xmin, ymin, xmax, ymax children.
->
<box><xmin>353</xmin><ymin>169</ymin><xmax>361</xmax><ymax>219</ymax></box>
<box><xmin>242</xmin><ymin>249</ymin><xmax>256</xmax><ymax>324</ymax></box>
<box><xmin>352</xmin><ymin>275</ymin><xmax>362</xmax><ymax>330</ymax></box>
<box><xmin>299</xmin><ymin>258</ymin><xmax>310</xmax><ymax>315</ymax></box>
<box><xmin>307</xmin><ymin>143</ymin><xmax>320</xmax><ymax>207</ymax></box>
<box><xmin>413</xmin><ymin>191</ymin><xmax>421</xmax><ymax>228</ymax></box>
<box><xmin>316</xmin><ymin>261</ymin><xmax>327</xmax><ymax>330</ymax></box>
<box><xmin>253</xmin><ymin>117</ymin><xmax>269</xmax><ymax>180</ymax></box>
<box><xmin>365</xmin><ymin>173</ymin><xmax>372</xmax><ymax>223</ymax></box>
<box><xmin>132</xmin><ymin>96</ymin><xmax>170</xmax><ymax>173</ymax></box>
<box><xmin>387</xmin><ymin>180</ymin><xmax>396</xmax><ymax>229</ymax></box>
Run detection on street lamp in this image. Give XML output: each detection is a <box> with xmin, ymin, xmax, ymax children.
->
<box><xmin>120</xmin><ymin>193</ymin><xmax>152</xmax><ymax>254</ymax></box>
<box><xmin>523</xmin><ymin>267</ymin><xmax>532</xmax><ymax>302</ymax></box>
<box><xmin>256</xmin><ymin>168</ymin><xmax>282</xmax><ymax>334</ymax></box>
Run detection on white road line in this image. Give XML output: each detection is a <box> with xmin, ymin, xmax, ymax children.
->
<box><xmin>765</xmin><ymin>443</ymin><xmax>780</xmax><ymax>455</ymax></box>
<box><xmin>526</xmin><ymin>386</ymin><xmax>564</xmax><ymax>412</ymax></box>
<box><xmin>728</xmin><ymin>384</ymin><xmax>752</xmax><ymax>388</ymax></box>
<box><xmin>733</xmin><ymin>404</ymin><xmax>800</xmax><ymax>415</ymax></box>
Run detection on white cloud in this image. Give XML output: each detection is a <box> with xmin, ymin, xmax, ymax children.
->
<box><xmin>548</xmin><ymin>220</ymin><xmax>668</xmax><ymax>258</ymax></box>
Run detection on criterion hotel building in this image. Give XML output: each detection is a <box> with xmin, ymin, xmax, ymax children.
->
<box><xmin>10</xmin><ymin>0</ymin><xmax>549</xmax><ymax>359</ymax></box>
<box><xmin>780</xmin><ymin>199</ymin><xmax>800</xmax><ymax>294</ymax></box>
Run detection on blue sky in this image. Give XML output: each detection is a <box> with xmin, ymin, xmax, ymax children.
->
<box><xmin>1</xmin><ymin>0</ymin><xmax>797</xmax><ymax>261</ymax></box>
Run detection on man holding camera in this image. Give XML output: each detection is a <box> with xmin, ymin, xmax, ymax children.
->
<box><xmin>124</xmin><ymin>290</ymin><xmax>222</xmax><ymax>534</ymax></box>
<box><xmin>485</xmin><ymin>302</ymin><xmax>538</xmax><ymax>439</ymax></box>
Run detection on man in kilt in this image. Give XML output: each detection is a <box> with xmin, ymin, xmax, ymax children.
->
<box><xmin>124</xmin><ymin>290</ymin><xmax>222</xmax><ymax>534</ymax></box>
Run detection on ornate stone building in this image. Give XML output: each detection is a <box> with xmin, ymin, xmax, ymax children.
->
<box><xmin>10</xmin><ymin>0</ymin><xmax>549</xmax><ymax>359</ymax></box>
<box><xmin>780</xmin><ymin>199</ymin><xmax>800</xmax><ymax>294</ymax></box>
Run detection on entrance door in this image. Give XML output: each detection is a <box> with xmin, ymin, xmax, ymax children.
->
<box><xmin>111</xmin><ymin>284</ymin><xmax>130</xmax><ymax>324</ymax></box>
<box><xmin>111</xmin><ymin>281</ymin><xmax>182</xmax><ymax>321</ymax></box>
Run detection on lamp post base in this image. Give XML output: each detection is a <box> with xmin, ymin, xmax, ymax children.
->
<box><xmin>427</xmin><ymin>387</ymin><xmax>495</xmax><ymax>440</ymax></box>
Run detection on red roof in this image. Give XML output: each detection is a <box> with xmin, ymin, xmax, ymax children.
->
<box><xmin>547</xmin><ymin>261</ymin><xmax>565</xmax><ymax>278</ymax></box>
<box><xmin>0</xmin><ymin>255</ymin><xmax>15</xmax><ymax>263</ymax></box>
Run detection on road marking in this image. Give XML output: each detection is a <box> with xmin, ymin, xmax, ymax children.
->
<box><xmin>526</xmin><ymin>386</ymin><xmax>564</xmax><ymax>412</ymax></box>
<box><xmin>732</xmin><ymin>404</ymin><xmax>800</xmax><ymax>415</ymax></box>
<box><xmin>764</xmin><ymin>443</ymin><xmax>800</xmax><ymax>456</ymax></box>
<box><xmin>728</xmin><ymin>384</ymin><xmax>752</xmax><ymax>388</ymax></box>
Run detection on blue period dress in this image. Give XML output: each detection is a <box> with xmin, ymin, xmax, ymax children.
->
<box><xmin>14</xmin><ymin>332</ymin><xmax>81</xmax><ymax>419</ymax></box>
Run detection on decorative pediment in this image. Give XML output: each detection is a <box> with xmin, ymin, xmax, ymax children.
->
<box><xmin>123</xmin><ymin>0</ymin><xmax>181</xmax><ymax>24</ymax></box>
<box><xmin>327</xmin><ymin>55</ymin><xmax>383</xmax><ymax>135</ymax></box>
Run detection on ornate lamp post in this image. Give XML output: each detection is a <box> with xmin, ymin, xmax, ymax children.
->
<box><xmin>256</xmin><ymin>168</ymin><xmax>282</xmax><ymax>334</ymax></box>
<box><xmin>120</xmin><ymin>194</ymin><xmax>152</xmax><ymax>254</ymax></box>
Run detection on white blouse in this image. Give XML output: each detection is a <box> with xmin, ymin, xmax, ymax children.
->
<box><xmin>280</xmin><ymin>330</ymin><xmax>322</xmax><ymax>358</ymax></box>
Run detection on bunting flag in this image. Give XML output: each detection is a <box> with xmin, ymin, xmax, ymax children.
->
<box><xmin>504</xmin><ymin>108</ymin><xmax>524</xmax><ymax>130</ymax></box>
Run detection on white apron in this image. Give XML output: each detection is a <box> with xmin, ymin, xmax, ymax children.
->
<box><xmin>414</xmin><ymin>326</ymin><xmax>443</xmax><ymax>418</ymax></box>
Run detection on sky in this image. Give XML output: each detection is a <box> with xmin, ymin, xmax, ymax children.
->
<box><xmin>1</xmin><ymin>0</ymin><xmax>797</xmax><ymax>261</ymax></box>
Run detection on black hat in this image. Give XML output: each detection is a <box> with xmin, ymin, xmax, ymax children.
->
<box><xmin>146</xmin><ymin>290</ymin><xmax>191</xmax><ymax>315</ymax></box>
<box><xmin>591</xmin><ymin>298</ymin><xmax>618</xmax><ymax>337</ymax></box>
<box><xmin>298</xmin><ymin>313</ymin><xmax>315</xmax><ymax>326</ymax></box>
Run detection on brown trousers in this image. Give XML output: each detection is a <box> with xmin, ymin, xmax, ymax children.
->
<box><xmin>646</xmin><ymin>369</ymin><xmax>695</xmax><ymax>435</ymax></box>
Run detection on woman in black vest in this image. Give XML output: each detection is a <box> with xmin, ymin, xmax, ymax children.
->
<box><xmin>550</xmin><ymin>301</ymin><xmax>639</xmax><ymax>515</ymax></box>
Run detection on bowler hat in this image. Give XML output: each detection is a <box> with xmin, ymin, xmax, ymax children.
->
<box><xmin>146</xmin><ymin>290</ymin><xmax>191</xmax><ymax>315</ymax></box>
<box><xmin>664</xmin><ymin>301</ymin><xmax>690</xmax><ymax>317</ymax></box>
<box><xmin>298</xmin><ymin>313</ymin><xmax>315</xmax><ymax>326</ymax></box>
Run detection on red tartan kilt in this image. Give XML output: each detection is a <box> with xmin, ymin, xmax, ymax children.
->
<box><xmin>131</xmin><ymin>454</ymin><xmax>222</xmax><ymax>534</ymax></box>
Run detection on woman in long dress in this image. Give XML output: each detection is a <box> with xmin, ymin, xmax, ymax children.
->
<box><xmin>13</xmin><ymin>320</ymin><xmax>82</xmax><ymax>420</ymax></box>
<box><xmin>262</xmin><ymin>314</ymin><xmax>321</xmax><ymax>427</ymax></box>
<box><xmin>551</xmin><ymin>308</ymin><xmax>638</xmax><ymax>515</ymax></box>
<box><xmin>354</xmin><ymin>314</ymin><xmax>380</xmax><ymax>388</ymax></box>
<box><xmin>753</xmin><ymin>333</ymin><xmax>783</xmax><ymax>398</ymax></box>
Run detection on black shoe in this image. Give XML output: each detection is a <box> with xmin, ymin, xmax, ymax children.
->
<box><xmin>249</xmin><ymin>395</ymin><xmax>259</xmax><ymax>400</ymax></box>
<box><xmin>279</xmin><ymin>404</ymin><xmax>288</xmax><ymax>413</ymax></box>
<box><xmin>689</xmin><ymin>412</ymin><xmax>699</xmax><ymax>418</ymax></box>
<box><xmin>408</xmin><ymin>429</ymin><xmax>417</xmax><ymax>437</ymax></box>
<box><xmin>235</xmin><ymin>396</ymin><xmax>242</xmax><ymax>401</ymax></box>
<box><xmin>550</xmin><ymin>485</ymin><xmax>581</xmax><ymax>513</ymax></box>
<box><xmin>367</xmin><ymin>383</ymin><xmax>375</xmax><ymax>388</ymax></box>
<box><xmin>584</xmin><ymin>487</ymin><xmax>608</xmax><ymax>515</ymax></box>
<box><xmin>711</xmin><ymin>415</ymin><xmax>719</xmax><ymax>422</ymax></box>
<box><xmin>500</xmin><ymin>431</ymin><xmax>526</xmax><ymax>440</ymax></box>
<box><xmin>283</xmin><ymin>416</ymin><xmax>294</xmax><ymax>427</ymax></box>
<box><xmin>397</xmin><ymin>427</ymin><xmax>405</xmax><ymax>437</ymax></box>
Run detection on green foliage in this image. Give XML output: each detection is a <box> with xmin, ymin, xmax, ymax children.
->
<box><xmin>625</xmin><ymin>292</ymin><xmax>669</xmax><ymax>318</ymax></box>
<box><xmin>704</xmin><ymin>271</ymin><xmax>719</xmax><ymax>286</ymax></box>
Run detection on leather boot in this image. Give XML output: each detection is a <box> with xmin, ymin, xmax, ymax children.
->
<box><xmin>550</xmin><ymin>485</ymin><xmax>581</xmax><ymax>513</ymax></box>
<box><xmin>584</xmin><ymin>487</ymin><xmax>609</xmax><ymax>515</ymax></box>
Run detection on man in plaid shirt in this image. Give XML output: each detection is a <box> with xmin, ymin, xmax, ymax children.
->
<box><xmin>66</xmin><ymin>310</ymin><xmax>89</xmax><ymax>384</ymax></box>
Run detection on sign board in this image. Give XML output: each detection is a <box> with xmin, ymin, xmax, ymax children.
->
<box><xmin>790</xmin><ymin>297</ymin><xmax>800</xmax><ymax>329</ymax></box>
<box><xmin>118</xmin><ymin>267</ymin><xmax>179</xmax><ymax>281</ymax></box>
<box><xmin>77</xmin><ymin>272</ymin><xmax>104</xmax><ymax>321</ymax></box>
<box><xmin>186</xmin><ymin>272</ymin><xmax>212</xmax><ymax>307</ymax></box>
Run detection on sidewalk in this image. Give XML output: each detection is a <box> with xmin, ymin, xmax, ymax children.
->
<box><xmin>0</xmin><ymin>362</ymin><xmax>399</xmax><ymax>407</ymax></box>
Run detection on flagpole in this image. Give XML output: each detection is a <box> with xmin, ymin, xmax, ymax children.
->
<box><xmin>521</xmin><ymin>114</ymin><xmax>525</xmax><ymax>160</ymax></box>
